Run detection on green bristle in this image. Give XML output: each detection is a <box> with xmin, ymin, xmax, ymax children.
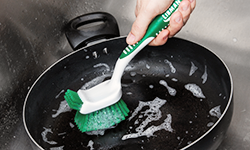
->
<box><xmin>64</xmin><ymin>89</ymin><xmax>83</xmax><ymax>111</ymax></box>
<box><xmin>117</xmin><ymin>100</ymin><xmax>129</xmax><ymax>117</ymax></box>
<box><xmin>120</xmin><ymin>100</ymin><xmax>130</xmax><ymax>114</ymax></box>
<box><xmin>75</xmin><ymin>111</ymin><xmax>88</xmax><ymax>132</ymax></box>
<box><xmin>72</xmin><ymin>99</ymin><xmax>130</xmax><ymax>133</ymax></box>
<box><xmin>114</xmin><ymin>102</ymin><xmax>125</xmax><ymax>121</ymax></box>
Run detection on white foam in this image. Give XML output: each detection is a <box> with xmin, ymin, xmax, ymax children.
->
<box><xmin>146</xmin><ymin>64</ymin><xmax>150</xmax><ymax>69</ymax></box>
<box><xmin>80</xmin><ymin>74</ymin><xmax>110</xmax><ymax>90</ymax></box>
<box><xmin>126</xmin><ymin>92</ymin><xmax>133</xmax><ymax>95</ymax></box>
<box><xmin>209</xmin><ymin>105</ymin><xmax>221</xmax><ymax>118</ymax></box>
<box><xmin>41</xmin><ymin>127</ymin><xmax>57</xmax><ymax>145</ymax></box>
<box><xmin>207</xmin><ymin>122</ymin><xmax>214</xmax><ymax>127</ymax></box>
<box><xmin>50</xmin><ymin>146</ymin><xmax>64</xmax><ymax>150</ymax></box>
<box><xmin>69</xmin><ymin>122</ymin><xmax>74</xmax><ymax>128</ymax></box>
<box><xmin>55</xmin><ymin>90</ymin><xmax>65</xmax><ymax>99</ymax></box>
<box><xmin>52</xmin><ymin>100</ymin><xmax>71</xmax><ymax>118</ymax></box>
<box><xmin>149</xmin><ymin>85</ymin><xmax>154</xmax><ymax>89</ymax></box>
<box><xmin>93</xmin><ymin>63</ymin><xmax>111</xmax><ymax>75</ymax></box>
<box><xmin>164</xmin><ymin>59</ymin><xmax>176</xmax><ymax>73</ymax></box>
<box><xmin>171</xmin><ymin>78</ymin><xmax>178</xmax><ymax>82</ymax></box>
<box><xmin>123</xmin><ymin>97</ymin><xmax>173</xmax><ymax>140</ymax></box>
<box><xmin>189</xmin><ymin>62</ymin><xmax>198</xmax><ymax>76</ymax></box>
<box><xmin>184</xmin><ymin>83</ymin><xmax>206</xmax><ymax>98</ymax></box>
<box><xmin>124</xmin><ymin>64</ymin><xmax>134</xmax><ymax>71</ymax></box>
<box><xmin>130</xmin><ymin>72</ymin><xmax>137</xmax><ymax>77</ymax></box>
<box><xmin>93</xmin><ymin>63</ymin><xmax>110</xmax><ymax>71</ymax></box>
<box><xmin>159</xmin><ymin>80</ymin><xmax>177</xmax><ymax>96</ymax></box>
<box><xmin>85</xmin><ymin>130</ymin><xmax>105</xmax><ymax>136</ymax></box>
<box><xmin>201</xmin><ymin>65</ymin><xmax>208</xmax><ymax>84</ymax></box>
<box><xmin>87</xmin><ymin>140</ymin><xmax>94</xmax><ymax>150</ymax></box>
<box><xmin>122</xmin><ymin>114</ymin><xmax>173</xmax><ymax>140</ymax></box>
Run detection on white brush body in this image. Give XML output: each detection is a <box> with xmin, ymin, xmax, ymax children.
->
<box><xmin>78</xmin><ymin>37</ymin><xmax>154</xmax><ymax>114</ymax></box>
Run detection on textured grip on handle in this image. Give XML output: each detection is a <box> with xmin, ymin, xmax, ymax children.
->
<box><xmin>120</xmin><ymin>0</ymin><xmax>182</xmax><ymax>59</ymax></box>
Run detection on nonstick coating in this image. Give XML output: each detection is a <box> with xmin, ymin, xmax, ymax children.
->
<box><xmin>23</xmin><ymin>37</ymin><xmax>233</xmax><ymax>150</ymax></box>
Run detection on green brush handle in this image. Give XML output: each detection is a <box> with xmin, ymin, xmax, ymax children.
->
<box><xmin>120</xmin><ymin>0</ymin><xmax>182</xmax><ymax>59</ymax></box>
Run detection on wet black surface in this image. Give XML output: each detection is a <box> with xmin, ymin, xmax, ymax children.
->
<box><xmin>23</xmin><ymin>37</ymin><xmax>231</xmax><ymax>150</ymax></box>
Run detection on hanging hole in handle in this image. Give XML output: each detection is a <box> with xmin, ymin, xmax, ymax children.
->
<box><xmin>76</xmin><ymin>20</ymin><xmax>106</xmax><ymax>32</ymax></box>
<box><xmin>65</xmin><ymin>12</ymin><xmax>120</xmax><ymax>50</ymax></box>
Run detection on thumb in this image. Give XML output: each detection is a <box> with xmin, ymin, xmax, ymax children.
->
<box><xmin>126</xmin><ymin>12</ymin><xmax>155</xmax><ymax>45</ymax></box>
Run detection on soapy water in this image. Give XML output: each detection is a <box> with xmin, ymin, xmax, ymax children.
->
<box><xmin>41</xmin><ymin>127</ymin><xmax>57</xmax><ymax>145</ymax></box>
<box><xmin>146</xmin><ymin>64</ymin><xmax>150</xmax><ymax>69</ymax></box>
<box><xmin>159</xmin><ymin>80</ymin><xmax>177</xmax><ymax>96</ymax></box>
<box><xmin>184</xmin><ymin>83</ymin><xmax>206</xmax><ymax>99</ymax></box>
<box><xmin>80</xmin><ymin>74</ymin><xmax>110</xmax><ymax>90</ymax></box>
<box><xmin>207</xmin><ymin>122</ymin><xmax>214</xmax><ymax>127</ymax></box>
<box><xmin>189</xmin><ymin>62</ymin><xmax>198</xmax><ymax>76</ymax></box>
<box><xmin>52</xmin><ymin>100</ymin><xmax>71</xmax><ymax>118</ymax></box>
<box><xmin>55</xmin><ymin>90</ymin><xmax>65</xmax><ymax>99</ymax></box>
<box><xmin>122</xmin><ymin>114</ymin><xmax>173</xmax><ymax>140</ymax></box>
<box><xmin>128</xmin><ymin>97</ymin><xmax>166</xmax><ymax>121</ymax></box>
<box><xmin>87</xmin><ymin>140</ymin><xmax>94</xmax><ymax>150</ymax></box>
<box><xmin>164</xmin><ymin>59</ymin><xmax>176</xmax><ymax>73</ymax></box>
<box><xmin>93</xmin><ymin>63</ymin><xmax>110</xmax><ymax>72</ymax></box>
<box><xmin>201</xmin><ymin>65</ymin><xmax>208</xmax><ymax>84</ymax></box>
<box><xmin>85</xmin><ymin>125</ymin><xmax>116</xmax><ymax>136</ymax></box>
<box><xmin>122</xmin><ymin>97</ymin><xmax>173</xmax><ymax>140</ymax></box>
<box><xmin>50</xmin><ymin>146</ymin><xmax>64</xmax><ymax>150</ymax></box>
<box><xmin>209</xmin><ymin>105</ymin><xmax>221</xmax><ymax>118</ymax></box>
<box><xmin>171</xmin><ymin>78</ymin><xmax>178</xmax><ymax>82</ymax></box>
<box><xmin>80</xmin><ymin>63</ymin><xmax>112</xmax><ymax>90</ymax></box>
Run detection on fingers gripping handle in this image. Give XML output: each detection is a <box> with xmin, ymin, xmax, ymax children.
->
<box><xmin>111</xmin><ymin>0</ymin><xmax>182</xmax><ymax>84</ymax></box>
<box><xmin>120</xmin><ymin>0</ymin><xmax>182</xmax><ymax>59</ymax></box>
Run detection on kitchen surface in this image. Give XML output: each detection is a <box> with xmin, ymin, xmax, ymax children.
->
<box><xmin>0</xmin><ymin>0</ymin><xmax>249</xmax><ymax>149</ymax></box>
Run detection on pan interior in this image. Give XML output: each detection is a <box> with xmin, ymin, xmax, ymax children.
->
<box><xmin>24</xmin><ymin>38</ymin><xmax>232</xmax><ymax>150</ymax></box>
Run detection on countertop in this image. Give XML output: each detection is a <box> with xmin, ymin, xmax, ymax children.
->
<box><xmin>0</xmin><ymin>0</ymin><xmax>249</xmax><ymax>149</ymax></box>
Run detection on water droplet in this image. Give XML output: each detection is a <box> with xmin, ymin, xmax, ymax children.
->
<box><xmin>130</xmin><ymin>72</ymin><xmax>136</xmax><ymax>77</ymax></box>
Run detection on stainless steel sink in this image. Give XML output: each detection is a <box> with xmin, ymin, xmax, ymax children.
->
<box><xmin>0</xmin><ymin>0</ymin><xmax>249</xmax><ymax>149</ymax></box>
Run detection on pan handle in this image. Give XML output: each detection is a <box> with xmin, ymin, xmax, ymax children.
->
<box><xmin>64</xmin><ymin>12</ymin><xmax>120</xmax><ymax>50</ymax></box>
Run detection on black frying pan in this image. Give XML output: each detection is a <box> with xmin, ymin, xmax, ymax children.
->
<box><xmin>23</xmin><ymin>12</ymin><xmax>233</xmax><ymax>150</ymax></box>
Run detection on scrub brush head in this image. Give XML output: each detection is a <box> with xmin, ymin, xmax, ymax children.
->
<box><xmin>64</xmin><ymin>89</ymin><xmax>129</xmax><ymax>132</ymax></box>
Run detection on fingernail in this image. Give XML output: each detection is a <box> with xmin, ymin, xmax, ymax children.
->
<box><xmin>189</xmin><ymin>0</ymin><xmax>194</xmax><ymax>3</ymax></box>
<box><xmin>182</xmin><ymin>4</ymin><xmax>189</xmax><ymax>11</ymax></box>
<box><xmin>127</xmin><ymin>32</ymin><xmax>135</xmax><ymax>44</ymax></box>
<box><xmin>175</xmin><ymin>15</ymin><xmax>181</xmax><ymax>23</ymax></box>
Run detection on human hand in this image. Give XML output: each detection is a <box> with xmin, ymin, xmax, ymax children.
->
<box><xmin>126</xmin><ymin>0</ymin><xmax>196</xmax><ymax>46</ymax></box>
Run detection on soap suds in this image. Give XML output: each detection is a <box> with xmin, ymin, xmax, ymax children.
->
<box><xmin>85</xmin><ymin>129</ymin><xmax>106</xmax><ymax>136</ymax></box>
<box><xmin>52</xmin><ymin>100</ymin><xmax>71</xmax><ymax>118</ymax></box>
<box><xmin>41</xmin><ymin>127</ymin><xmax>57</xmax><ymax>145</ymax></box>
<box><xmin>209</xmin><ymin>105</ymin><xmax>221</xmax><ymax>118</ymax></box>
<box><xmin>80</xmin><ymin>74</ymin><xmax>110</xmax><ymax>90</ymax></box>
<box><xmin>184</xmin><ymin>83</ymin><xmax>206</xmax><ymax>99</ymax></box>
<box><xmin>122</xmin><ymin>114</ymin><xmax>173</xmax><ymax>140</ymax></box>
<box><xmin>123</xmin><ymin>97</ymin><xmax>173</xmax><ymax>140</ymax></box>
<box><xmin>164</xmin><ymin>59</ymin><xmax>176</xmax><ymax>73</ymax></box>
<box><xmin>201</xmin><ymin>65</ymin><xmax>208</xmax><ymax>84</ymax></box>
<box><xmin>55</xmin><ymin>90</ymin><xmax>65</xmax><ymax>99</ymax></box>
<box><xmin>159</xmin><ymin>80</ymin><xmax>177</xmax><ymax>96</ymax></box>
<box><xmin>189</xmin><ymin>62</ymin><xmax>198</xmax><ymax>76</ymax></box>
<box><xmin>50</xmin><ymin>146</ymin><xmax>64</xmax><ymax>150</ymax></box>
<box><xmin>87</xmin><ymin>140</ymin><xmax>94</xmax><ymax>150</ymax></box>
